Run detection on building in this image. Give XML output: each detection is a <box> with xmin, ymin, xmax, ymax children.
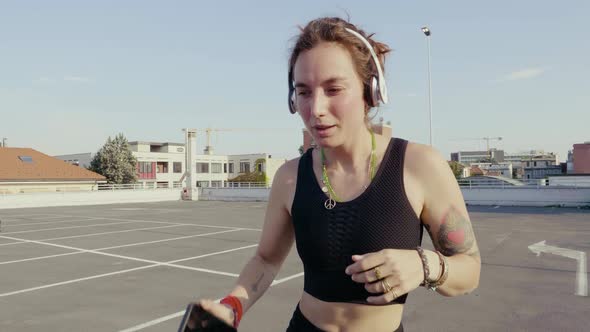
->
<box><xmin>470</xmin><ymin>162</ymin><xmax>513</xmax><ymax>178</ymax></box>
<box><xmin>302</xmin><ymin>119</ymin><xmax>393</xmax><ymax>152</ymax></box>
<box><xmin>0</xmin><ymin>147</ymin><xmax>106</xmax><ymax>194</ymax></box>
<box><xmin>451</xmin><ymin>148</ymin><xmax>562</xmax><ymax>180</ymax></box>
<box><xmin>451</xmin><ymin>149</ymin><xmax>505</xmax><ymax>165</ymax></box>
<box><xmin>521</xmin><ymin>154</ymin><xmax>563</xmax><ymax>180</ymax></box>
<box><xmin>54</xmin><ymin>152</ymin><xmax>94</xmax><ymax>168</ymax></box>
<box><xmin>567</xmin><ymin>150</ymin><xmax>574</xmax><ymax>173</ymax></box>
<box><xmin>129</xmin><ymin>141</ymin><xmax>186</xmax><ymax>189</ymax></box>
<box><xmin>128</xmin><ymin>141</ymin><xmax>286</xmax><ymax>188</ymax></box>
<box><xmin>573</xmin><ymin>142</ymin><xmax>590</xmax><ymax>174</ymax></box>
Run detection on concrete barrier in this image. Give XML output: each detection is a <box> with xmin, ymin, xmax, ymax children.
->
<box><xmin>199</xmin><ymin>188</ymin><xmax>270</xmax><ymax>202</ymax></box>
<box><xmin>0</xmin><ymin>188</ymin><xmax>183</xmax><ymax>209</ymax></box>
<box><xmin>199</xmin><ymin>187</ymin><xmax>590</xmax><ymax>207</ymax></box>
<box><xmin>462</xmin><ymin>187</ymin><xmax>590</xmax><ymax>207</ymax></box>
<box><xmin>1</xmin><ymin>186</ymin><xmax>588</xmax><ymax>209</ymax></box>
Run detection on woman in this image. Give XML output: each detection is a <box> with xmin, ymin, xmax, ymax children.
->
<box><xmin>192</xmin><ymin>17</ymin><xmax>481</xmax><ymax>332</ymax></box>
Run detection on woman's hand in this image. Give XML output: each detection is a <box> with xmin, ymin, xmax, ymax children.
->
<box><xmin>184</xmin><ymin>299</ymin><xmax>236</xmax><ymax>331</ymax></box>
<box><xmin>344</xmin><ymin>249</ymin><xmax>426</xmax><ymax>304</ymax></box>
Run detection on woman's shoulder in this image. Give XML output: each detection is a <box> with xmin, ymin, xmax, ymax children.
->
<box><xmin>400</xmin><ymin>139</ymin><xmax>449</xmax><ymax>180</ymax></box>
<box><xmin>271</xmin><ymin>155</ymin><xmax>302</xmax><ymax>189</ymax></box>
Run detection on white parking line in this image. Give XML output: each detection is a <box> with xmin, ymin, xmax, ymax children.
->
<box><xmin>0</xmin><ymin>229</ymin><xmax>247</xmax><ymax>265</ymax></box>
<box><xmin>0</xmin><ymin>251</ymin><xmax>81</xmax><ymax>265</ymax></box>
<box><xmin>117</xmin><ymin>271</ymin><xmax>304</xmax><ymax>332</ymax></box>
<box><xmin>0</xmin><ymin>239</ymin><xmax>258</xmax><ymax>298</ymax></box>
<box><xmin>0</xmin><ymin>213</ymin><xmax>53</xmax><ymax>218</ymax></box>
<box><xmin>0</xmin><ymin>241</ymin><xmax>26</xmax><ymax>246</ymax></box>
<box><xmin>0</xmin><ymin>222</ymin><xmax>234</xmax><ymax>247</ymax></box>
<box><xmin>0</xmin><ymin>264</ymin><xmax>160</xmax><ymax>297</ymax></box>
<box><xmin>36</xmin><ymin>214</ymin><xmax>263</xmax><ymax>231</ymax></box>
<box><xmin>0</xmin><ymin>234</ymin><xmax>240</xmax><ymax>276</ymax></box>
<box><xmin>1</xmin><ymin>218</ymin><xmax>96</xmax><ymax>227</ymax></box>
<box><xmin>0</xmin><ymin>220</ymin><xmax>158</xmax><ymax>235</ymax></box>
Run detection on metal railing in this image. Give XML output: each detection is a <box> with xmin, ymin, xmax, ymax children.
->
<box><xmin>96</xmin><ymin>182</ymin><xmax>183</xmax><ymax>190</ymax></box>
<box><xmin>457</xmin><ymin>178</ymin><xmax>590</xmax><ymax>189</ymax></box>
<box><xmin>217</xmin><ymin>182</ymin><xmax>269</xmax><ymax>188</ymax></box>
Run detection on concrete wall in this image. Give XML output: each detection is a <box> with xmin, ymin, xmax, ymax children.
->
<box><xmin>0</xmin><ymin>188</ymin><xmax>183</xmax><ymax>209</ymax></box>
<box><xmin>0</xmin><ymin>182</ymin><xmax>98</xmax><ymax>195</ymax></box>
<box><xmin>197</xmin><ymin>187</ymin><xmax>590</xmax><ymax>207</ymax></box>
<box><xmin>2</xmin><ymin>186</ymin><xmax>588</xmax><ymax>210</ymax></box>
<box><xmin>462</xmin><ymin>187</ymin><xmax>590</xmax><ymax>207</ymax></box>
<box><xmin>199</xmin><ymin>188</ymin><xmax>270</xmax><ymax>202</ymax></box>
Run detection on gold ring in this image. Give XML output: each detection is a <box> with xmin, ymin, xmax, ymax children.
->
<box><xmin>381</xmin><ymin>280</ymin><xmax>392</xmax><ymax>293</ymax></box>
<box><xmin>373</xmin><ymin>267</ymin><xmax>382</xmax><ymax>281</ymax></box>
<box><xmin>383</xmin><ymin>279</ymin><xmax>393</xmax><ymax>293</ymax></box>
<box><xmin>390</xmin><ymin>288</ymin><xmax>398</xmax><ymax>299</ymax></box>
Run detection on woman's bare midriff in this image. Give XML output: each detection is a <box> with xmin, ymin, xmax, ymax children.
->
<box><xmin>298</xmin><ymin>291</ymin><xmax>403</xmax><ymax>332</ymax></box>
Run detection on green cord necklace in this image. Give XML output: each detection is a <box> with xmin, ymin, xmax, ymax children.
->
<box><xmin>320</xmin><ymin>130</ymin><xmax>376</xmax><ymax>210</ymax></box>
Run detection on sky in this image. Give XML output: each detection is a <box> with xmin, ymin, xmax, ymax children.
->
<box><xmin>1</xmin><ymin>0</ymin><xmax>588</xmax><ymax>162</ymax></box>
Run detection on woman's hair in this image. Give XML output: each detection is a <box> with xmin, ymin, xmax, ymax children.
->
<box><xmin>288</xmin><ymin>17</ymin><xmax>391</xmax><ymax>113</ymax></box>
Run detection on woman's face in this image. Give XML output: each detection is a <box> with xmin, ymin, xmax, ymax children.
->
<box><xmin>293</xmin><ymin>42</ymin><xmax>366</xmax><ymax>148</ymax></box>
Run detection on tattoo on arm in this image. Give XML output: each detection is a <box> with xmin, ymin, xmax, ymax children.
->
<box><xmin>251</xmin><ymin>271</ymin><xmax>276</xmax><ymax>293</ymax></box>
<box><xmin>252</xmin><ymin>273</ymin><xmax>264</xmax><ymax>293</ymax></box>
<box><xmin>435</xmin><ymin>207</ymin><xmax>480</xmax><ymax>259</ymax></box>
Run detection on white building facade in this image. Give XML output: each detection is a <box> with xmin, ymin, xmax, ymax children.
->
<box><xmin>128</xmin><ymin>142</ymin><xmax>286</xmax><ymax>189</ymax></box>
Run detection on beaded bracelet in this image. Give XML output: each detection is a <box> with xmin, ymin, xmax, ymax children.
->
<box><xmin>415</xmin><ymin>246</ymin><xmax>430</xmax><ymax>287</ymax></box>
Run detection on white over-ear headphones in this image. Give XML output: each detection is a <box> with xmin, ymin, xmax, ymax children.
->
<box><xmin>288</xmin><ymin>27</ymin><xmax>388</xmax><ymax>114</ymax></box>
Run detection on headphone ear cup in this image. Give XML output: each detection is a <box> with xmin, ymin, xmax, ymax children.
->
<box><xmin>289</xmin><ymin>89</ymin><xmax>296</xmax><ymax>114</ymax></box>
<box><xmin>370</xmin><ymin>76</ymin><xmax>380</xmax><ymax>108</ymax></box>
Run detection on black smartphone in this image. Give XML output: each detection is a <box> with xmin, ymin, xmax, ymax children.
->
<box><xmin>177</xmin><ymin>302</ymin><xmax>237</xmax><ymax>332</ymax></box>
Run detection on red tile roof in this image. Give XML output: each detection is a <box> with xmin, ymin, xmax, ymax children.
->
<box><xmin>0</xmin><ymin>147</ymin><xmax>106</xmax><ymax>182</ymax></box>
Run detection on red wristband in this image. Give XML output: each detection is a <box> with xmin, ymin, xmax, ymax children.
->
<box><xmin>220</xmin><ymin>295</ymin><xmax>243</xmax><ymax>328</ymax></box>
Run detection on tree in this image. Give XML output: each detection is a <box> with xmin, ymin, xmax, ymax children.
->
<box><xmin>448</xmin><ymin>161</ymin><xmax>465</xmax><ymax>179</ymax></box>
<box><xmin>89</xmin><ymin>133</ymin><xmax>138</xmax><ymax>184</ymax></box>
<box><xmin>228</xmin><ymin>158</ymin><xmax>267</xmax><ymax>184</ymax></box>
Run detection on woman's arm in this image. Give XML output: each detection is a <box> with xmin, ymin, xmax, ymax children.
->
<box><xmin>199</xmin><ymin>160</ymin><xmax>297</xmax><ymax>325</ymax></box>
<box><xmin>411</xmin><ymin>144</ymin><xmax>481</xmax><ymax>296</ymax></box>
<box><xmin>228</xmin><ymin>160</ymin><xmax>296</xmax><ymax>311</ymax></box>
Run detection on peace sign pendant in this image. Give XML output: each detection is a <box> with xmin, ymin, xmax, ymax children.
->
<box><xmin>324</xmin><ymin>198</ymin><xmax>337</xmax><ymax>210</ymax></box>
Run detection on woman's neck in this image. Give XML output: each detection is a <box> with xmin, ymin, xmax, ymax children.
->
<box><xmin>322</xmin><ymin>126</ymin><xmax>373</xmax><ymax>172</ymax></box>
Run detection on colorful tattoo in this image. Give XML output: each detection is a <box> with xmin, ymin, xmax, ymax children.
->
<box><xmin>436</xmin><ymin>207</ymin><xmax>479</xmax><ymax>259</ymax></box>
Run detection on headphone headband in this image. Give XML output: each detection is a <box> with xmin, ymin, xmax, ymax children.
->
<box><xmin>288</xmin><ymin>26</ymin><xmax>388</xmax><ymax>114</ymax></box>
<box><xmin>343</xmin><ymin>28</ymin><xmax>388</xmax><ymax>104</ymax></box>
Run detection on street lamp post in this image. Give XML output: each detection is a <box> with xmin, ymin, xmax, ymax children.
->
<box><xmin>421</xmin><ymin>26</ymin><xmax>433</xmax><ymax>146</ymax></box>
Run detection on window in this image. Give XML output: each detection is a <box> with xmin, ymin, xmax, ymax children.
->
<box><xmin>223</xmin><ymin>163</ymin><xmax>227</xmax><ymax>173</ymax></box>
<box><xmin>139</xmin><ymin>162</ymin><xmax>153</xmax><ymax>173</ymax></box>
<box><xmin>534</xmin><ymin>161</ymin><xmax>537</xmax><ymax>167</ymax></box>
<box><xmin>211</xmin><ymin>181</ymin><xmax>222</xmax><ymax>187</ymax></box>
<box><xmin>229</xmin><ymin>163</ymin><xmax>234</xmax><ymax>173</ymax></box>
<box><xmin>173</xmin><ymin>162</ymin><xmax>182</xmax><ymax>173</ymax></box>
<box><xmin>240</xmin><ymin>161</ymin><xmax>250</xmax><ymax>173</ymax></box>
<box><xmin>18</xmin><ymin>156</ymin><xmax>33</xmax><ymax>163</ymax></box>
<box><xmin>256</xmin><ymin>163</ymin><xmax>263</xmax><ymax>172</ymax></box>
<box><xmin>211</xmin><ymin>163</ymin><xmax>222</xmax><ymax>173</ymax></box>
<box><xmin>156</xmin><ymin>162</ymin><xmax>168</xmax><ymax>173</ymax></box>
<box><xmin>196</xmin><ymin>162</ymin><xmax>209</xmax><ymax>173</ymax></box>
<box><xmin>197</xmin><ymin>181</ymin><xmax>210</xmax><ymax>187</ymax></box>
